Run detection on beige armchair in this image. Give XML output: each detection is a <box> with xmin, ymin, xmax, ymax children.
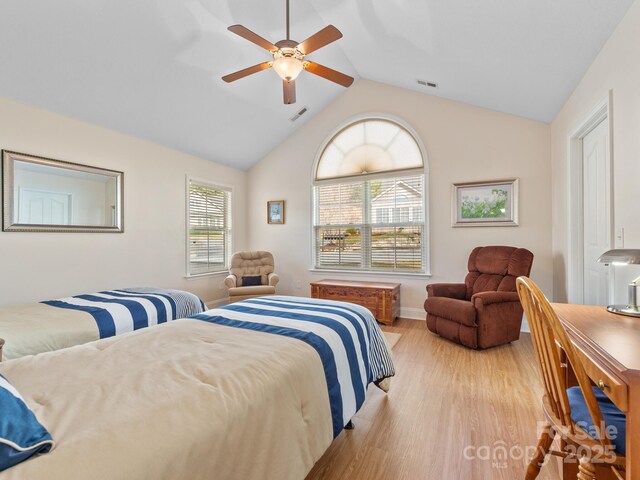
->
<box><xmin>225</xmin><ymin>251</ymin><xmax>280</xmax><ymax>303</ymax></box>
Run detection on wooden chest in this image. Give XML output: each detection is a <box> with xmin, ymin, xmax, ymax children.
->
<box><xmin>310</xmin><ymin>279</ymin><xmax>400</xmax><ymax>325</ymax></box>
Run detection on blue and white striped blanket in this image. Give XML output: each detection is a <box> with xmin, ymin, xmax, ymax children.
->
<box><xmin>191</xmin><ymin>295</ymin><xmax>395</xmax><ymax>437</ymax></box>
<box><xmin>43</xmin><ymin>288</ymin><xmax>206</xmax><ymax>339</ymax></box>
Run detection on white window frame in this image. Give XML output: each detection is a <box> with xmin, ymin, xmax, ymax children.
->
<box><xmin>310</xmin><ymin>113</ymin><xmax>431</xmax><ymax>276</ymax></box>
<box><xmin>376</xmin><ymin>207</ymin><xmax>390</xmax><ymax>224</ymax></box>
<box><xmin>185</xmin><ymin>177</ymin><xmax>233</xmax><ymax>278</ymax></box>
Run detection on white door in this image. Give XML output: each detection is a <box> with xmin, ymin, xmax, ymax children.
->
<box><xmin>18</xmin><ymin>189</ymin><xmax>71</xmax><ymax>224</ymax></box>
<box><xmin>582</xmin><ymin>119</ymin><xmax>610</xmax><ymax>305</ymax></box>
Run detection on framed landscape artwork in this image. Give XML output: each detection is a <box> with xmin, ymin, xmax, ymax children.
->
<box><xmin>451</xmin><ymin>178</ymin><xmax>519</xmax><ymax>227</ymax></box>
<box><xmin>267</xmin><ymin>200</ymin><xmax>285</xmax><ymax>224</ymax></box>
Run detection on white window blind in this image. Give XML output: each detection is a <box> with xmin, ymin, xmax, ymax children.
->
<box><xmin>187</xmin><ymin>180</ymin><xmax>232</xmax><ymax>276</ymax></box>
<box><xmin>314</xmin><ymin>175</ymin><xmax>425</xmax><ymax>272</ymax></box>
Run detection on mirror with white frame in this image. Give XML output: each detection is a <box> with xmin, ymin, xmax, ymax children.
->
<box><xmin>2</xmin><ymin>151</ymin><xmax>124</xmax><ymax>232</ymax></box>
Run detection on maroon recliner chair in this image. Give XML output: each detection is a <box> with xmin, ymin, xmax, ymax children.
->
<box><xmin>424</xmin><ymin>246</ymin><xmax>534</xmax><ymax>349</ymax></box>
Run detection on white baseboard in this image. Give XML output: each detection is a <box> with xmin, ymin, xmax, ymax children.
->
<box><xmin>205</xmin><ymin>297</ymin><xmax>229</xmax><ymax>309</ymax></box>
<box><xmin>403</xmin><ymin>307</ymin><xmax>530</xmax><ymax>334</ymax></box>
<box><xmin>400</xmin><ymin>307</ymin><xmax>425</xmax><ymax>320</ymax></box>
<box><xmin>202</xmin><ymin>299</ymin><xmax>530</xmax><ymax>333</ymax></box>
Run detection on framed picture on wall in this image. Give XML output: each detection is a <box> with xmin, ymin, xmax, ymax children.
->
<box><xmin>267</xmin><ymin>200</ymin><xmax>285</xmax><ymax>224</ymax></box>
<box><xmin>451</xmin><ymin>178</ymin><xmax>519</xmax><ymax>227</ymax></box>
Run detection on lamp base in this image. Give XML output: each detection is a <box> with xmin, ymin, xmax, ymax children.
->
<box><xmin>606</xmin><ymin>305</ymin><xmax>640</xmax><ymax>317</ymax></box>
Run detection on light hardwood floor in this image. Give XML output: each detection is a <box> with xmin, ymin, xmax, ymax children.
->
<box><xmin>306</xmin><ymin>318</ymin><xmax>562</xmax><ymax>480</ymax></box>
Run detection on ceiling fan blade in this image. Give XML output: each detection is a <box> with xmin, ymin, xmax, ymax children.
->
<box><xmin>283</xmin><ymin>80</ymin><xmax>296</xmax><ymax>104</ymax></box>
<box><xmin>228</xmin><ymin>25</ymin><xmax>278</xmax><ymax>52</ymax></box>
<box><xmin>297</xmin><ymin>25</ymin><xmax>343</xmax><ymax>55</ymax></box>
<box><xmin>304</xmin><ymin>62</ymin><xmax>354</xmax><ymax>88</ymax></box>
<box><xmin>222</xmin><ymin>62</ymin><xmax>272</xmax><ymax>83</ymax></box>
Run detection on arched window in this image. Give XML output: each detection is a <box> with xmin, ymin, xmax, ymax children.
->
<box><xmin>313</xmin><ymin>116</ymin><xmax>428</xmax><ymax>273</ymax></box>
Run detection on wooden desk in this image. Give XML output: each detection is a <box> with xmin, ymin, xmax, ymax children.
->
<box><xmin>552</xmin><ymin>303</ymin><xmax>640</xmax><ymax>480</ymax></box>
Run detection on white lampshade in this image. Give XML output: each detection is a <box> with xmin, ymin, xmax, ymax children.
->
<box><xmin>272</xmin><ymin>56</ymin><xmax>303</xmax><ymax>82</ymax></box>
<box><xmin>597</xmin><ymin>249</ymin><xmax>640</xmax><ymax>265</ymax></box>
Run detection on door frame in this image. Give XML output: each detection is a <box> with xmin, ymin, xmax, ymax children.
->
<box><xmin>566</xmin><ymin>91</ymin><xmax>614</xmax><ymax>304</ymax></box>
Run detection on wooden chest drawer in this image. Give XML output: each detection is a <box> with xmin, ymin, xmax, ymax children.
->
<box><xmin>317</xmin><ymin>285</ymin><xmax>379</xmax><ymax>311</ymax></box>
<box><xmin>310</xmin><ymin>279</ymin><xmax>400</xmax><ymax>325</ymax></box>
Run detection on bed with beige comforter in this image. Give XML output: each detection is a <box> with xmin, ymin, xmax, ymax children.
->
<box><xmin>0</xmin><ymin>288</ymin><xmax>206</xmax><ymax>360</ymax></box>
<box><xmin>0</xmin><ymin>296</ymin><xmax>394</xmax><ymax>480</ymax></box>
<box><xmin>0</xmin><ymin>319</ymin><xmax>333</xmax><ymax>480</ymax></box>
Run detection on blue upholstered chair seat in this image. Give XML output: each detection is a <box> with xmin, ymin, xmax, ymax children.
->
<box><xmin>567</xmin><ymin>386</ymin><xmax>626</xmax><ymax>455</ymax></box>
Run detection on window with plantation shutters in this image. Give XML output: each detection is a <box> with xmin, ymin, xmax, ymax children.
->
<box><xmin>313</xmin><ymin>117</ymin><xmax>427</xmax><ymax>273</ymax></box>
<box><xmin>187</xmin><ymin>180</ymin><xmax>232</xmax><ymax>276</ymax></box>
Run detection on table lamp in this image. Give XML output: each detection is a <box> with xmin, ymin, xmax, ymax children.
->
<box><xmin>597</xmin><ymin>249</ymin><xmax>640</xmax><ymax>317</ymax></box>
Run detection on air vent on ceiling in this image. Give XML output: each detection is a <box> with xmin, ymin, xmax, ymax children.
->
<box><xmin>290</xmin><ymin>106</ymin><xmax>309</xmax><ymax>122</ymax></box>
<box><xmin>417</xmin><ymin>79</ymin><xmax>439</xmax><ymax>88</ymax></box>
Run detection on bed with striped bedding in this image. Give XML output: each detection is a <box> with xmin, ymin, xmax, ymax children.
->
<box><xmin>192</xmin><ymin>295</ymin><xmax>395</xmax><ymax>436</ymax></box>
<box><xmin>43</xmin><ymin>288</ymin><xmax>206</xmax><ymax>338</ymax></box>
<box><xmin>0</xmin><ymin>288</ymin><xmax>206</xmax><ymax>360</ymax></box>
<box><xmin>0</xmin><ymin>295</ymin><xmax>394</xmax><ymax>479</ymax></box>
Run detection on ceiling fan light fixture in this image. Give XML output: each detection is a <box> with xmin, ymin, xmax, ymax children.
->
<box><xmin>272</xmin><ymin>49</ymin><xmax>304</xmax><ymax>82</ymax></box>
<box><xmin>222</xmin><ymin>0</ymin><xmax>354</xmax><ymax>104</ymax></box>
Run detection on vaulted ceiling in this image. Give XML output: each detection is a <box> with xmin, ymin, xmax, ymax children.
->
<box><xmin>0</xmin><ymin>0</ymin><xmax>633</xmax><ymax>169</ymax></box>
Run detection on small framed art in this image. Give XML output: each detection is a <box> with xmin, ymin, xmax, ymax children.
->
<box><xmin>452</xmin><ymin>178</ymin><xmax>519</xmax><ymax>227</ymax></box>
<box><xmin>267</xmin><ymin>200</ymin><xmax>285</xmax><ymax>224</ymax></box>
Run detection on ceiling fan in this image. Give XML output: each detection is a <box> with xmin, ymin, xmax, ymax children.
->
<box><xmin>222</xmin><ymin>0</ymin><xmax>354</xmax><ymax>105</ymax></box>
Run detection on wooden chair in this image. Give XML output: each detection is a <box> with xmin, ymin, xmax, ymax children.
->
<box><xmin>515</xmin><ymin>277</ymin><xmax>626</xmax><ymax>480</ymax></box>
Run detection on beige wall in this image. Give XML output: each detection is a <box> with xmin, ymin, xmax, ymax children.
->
<box><xmin>0</xmin><ymin>77</ymin><xmax>556</xmax><ymax>313</ymax></box>
<box><xmin>0</xmin><ymin>97</ymin><xmax>246</xmax><ymax>307</ymax></box>
<box><xmin>247</xmin><ymin>80</ymin><xmax>552</xmax><ymax>318</ymax></box>
<box><xmin>551</xmin><ymin>0</ymin><xmax>640</xmax><ymax>303</ymax></box>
